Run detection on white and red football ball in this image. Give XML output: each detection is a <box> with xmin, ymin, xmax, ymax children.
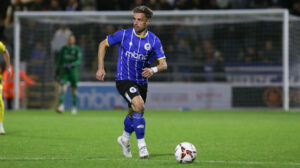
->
<box><xmin>174</xmin><ymin>142</ymin><xmax>197</xmax><ymax>163</ymax></box>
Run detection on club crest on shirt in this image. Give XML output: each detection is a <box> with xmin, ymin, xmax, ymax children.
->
<box><xmin>144</xmin><ymin>43</ymin><xmax>151</xmax><ymax>50</ymax></box>
<box><xmin>129</xmin><ymin>87</ymin><xmax>137</xmax><ymax>93</ymax></box>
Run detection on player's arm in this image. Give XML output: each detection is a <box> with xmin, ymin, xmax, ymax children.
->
<box><xmin>57</xmin><ymin>47</ymin><xmax>64</xmax><ymax>70</ymax></box>
<box><xmin>72</xmin><ymin>47</ymin><xmax>82</xmax><ymax>67</ymax></box>
<box><xmin>0</xmin><ymin>42</ymin><xmax>11</xmax><ymax>74</ymax></box>
<box><xmin>55</xmin><ymin>47</ymin><xmax>64</xmax><ymax>79</ymax></box>
<box><xmin>96</xmin><ymin>29</ymin><xmax>123</xmax><ymax>80</ymax></box>
<box><xmin>20</xmin><ymin>71</ymin><xmax>35</xmax><ymax>85</ymax></box>
<box><xmin>3</xmin><ymin>49</ymin><xmax>11</xmax><ymax>72</ymax></box>
<box><xmin>96</xmin><ymin>39</ymin><xmax>109</xmax><ymax>81</ymax></box>
<box><xmin>142</xmin><ymin>58</ymin><xmax>167</xmax><ymax>78</ymax></box>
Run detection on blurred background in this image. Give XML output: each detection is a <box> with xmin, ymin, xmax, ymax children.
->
<box><xmin>0</xmin><ymin>0</ymin><xmax>300</xmax><ymax>110</ymax></box>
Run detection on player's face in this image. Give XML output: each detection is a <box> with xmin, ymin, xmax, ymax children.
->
<box><xmin>68</xmin><ymin>35</ymin><xmax>76</xmax><ymax>46</ymax></box>
<box><xmin>133</xmin><ymin>13</ymin><xmax>150</xmax><ymax>34</ymax></box>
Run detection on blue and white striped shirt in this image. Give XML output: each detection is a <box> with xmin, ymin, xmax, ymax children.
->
<box><xmin>106</xmin><ymin>28</ymin><xmax>166</xmax><ymax>85</ymax></box>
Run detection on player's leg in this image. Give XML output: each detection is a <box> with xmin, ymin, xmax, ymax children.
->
<box><xmin>124</xmin><ymin>107</ymin><xmax>134</xmax><ymax>136</ymax></box>
<box><xmin>7</xmin><ymin>98</ymin><xmax>13</xmax><ymax>110</ymax></box>
<box><xmin>117</xmin><ymin>106</ymin><xmax>134</xmax><ymax>157</ymax></box>
<box><xmin>0</xmin><ymin>98</ymin><xmax>5</xmax><ymax>135</ymax></box>
<box><xmin>70</xmin><ymin>69</ymin><xmax>78</xmax><ymax>114</ymax></box>
<box><xmin>131</xmin><ymin>95</ymin><xmax>149</xmax><ymax>158</ymax></box>
<box><xmin>116</xmin><ymin>81</ymin><xmax>135</xmax><ymax>157</ymax></box>
<box><xmin>56</xmin><ymin>73</ymin><xmax>68</xmax><ymax>113</ymax></box>
<box><xmin>134</xmin><ymin>84</ymin><xmax>148</xmax><ymax>158</ymax></box>
<box><xmin>125</xmin><ymin>106</ymin><xmax>134</xmax><ymax>138</ymax></box>
<box><xmin>71</xmin><ymin>87</ymin><xmax>77</xmax><ymax>114</ymax></box>
<box><xmin>122</xmin><ymin>82</ymin><xmax>149</xmax><ymax>158</ymax></box>
<box><xmin>0</xmin><ymin>85</ymin><xmax>5</xmax><ymax>134</ymax></box>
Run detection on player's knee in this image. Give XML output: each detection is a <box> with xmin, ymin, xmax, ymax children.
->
<box><xmin>131</xmin><ymin>96</ymin><xmax>145</xmax><ymax>113</ymax></box>
<box><xmin>132</xmin><ymin>103</ymin><xmax>144</xmax><ymax>113</ymax></box>
<box><xmin>136</xmin><ymin>104</ymin><xmax>145</xmax><ymax>113</ymax></box>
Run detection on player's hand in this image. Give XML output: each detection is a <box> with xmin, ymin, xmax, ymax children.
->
<box><xmin>142</xmin><ymin>68</ymin><xmax>154</xmax><ymax>78</ymax></box>
<box><xmin>96</xmin><ymin>69</ymin><xmax>106</xmax><ymax>81</ymax></box>
<box><xmin>7</xmin><ymin>66</ymin><xmax>12</xmax><ymax>77</ymax></box>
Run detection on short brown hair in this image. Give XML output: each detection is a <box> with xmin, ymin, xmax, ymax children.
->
<box><xmin>133</xmin><ymin>6</ymin><xmax>153</xmax><ymax>19</ymax></box>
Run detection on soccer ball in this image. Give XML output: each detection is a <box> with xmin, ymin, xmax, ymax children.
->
<box><xmin>174</xmin><ymin>142</ymin><xmax>197</xmax><ymax>163</ymax></box>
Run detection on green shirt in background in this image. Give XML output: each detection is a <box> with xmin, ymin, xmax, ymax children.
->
<box><xmin>57</xmin><ymin>45</ymin><xmax>82</xmax><ymax>70</ymax></box>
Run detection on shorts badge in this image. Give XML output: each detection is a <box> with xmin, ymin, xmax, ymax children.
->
<box><xmin>129</xmin><ymin>87</ymin><xmax>137</xmax><ymax>93</ymax></box>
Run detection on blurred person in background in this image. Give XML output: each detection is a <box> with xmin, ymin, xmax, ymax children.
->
<box><xmin>130</xmin><ymin>0</ymin><xmax>144</xmax><ymax>10</ymax></box>
<box><xmin>96</xmin><ymin>6</ymin><xmax>167</xmax><ymax>158</ymax></box>
<box><xmin>260</xmin><ymin>40</ymin><xmax>280</xmax><ymax>63</ymax></box>
<box><xmin>56</xmin><ymin>34</ymin><xmax>81</xmax><ymax>115</ymax></box>
<box><xmin>81</xmin><ymin>0</ymin><xmax>96</xmax><ymax>11</ymax></box>
<box><xmin>174</xmin><ymin>0</ymin><xmax>192</xmax><ymax>10</ymax></box>
<box><xmin>291</xmin><ymin>0</ymin><xmax>300</xmax><ymax>16</ymax></box>
<box><xmin>212</xmin><ymin>51</ymin><xmax>226</xmax><ymax>82</ymax></box>
<box><xmin>158</xmin><ymin>0</ymin><xmax>173</xmax><ymax>10</ymax></box>
<box><xmin>192</xmin><ymin>43</ymin><xmax>205</xmax><ymax>81</ymax></box>
<box><xmin>30</xmin><ymin>42</ymin><xmax>47</xmax><ymax>78</ymax></box>
<box><xmin>145</xmin><ymin>0</ymin><xmax>161</xmax><ymax>10</ymax></box>
<box><xmin>3</xmin><ymin>65</ymin><xmax>35</xmax><ymax>110</ymax></box>
<box><xmin>243</xmin><ymin>46</ymin><xmax>258</xmax><ymax>62</ymax></box>
<box><xmin>175</xmin><ymin>38</ymin><xmax>192</xmax><ymax>81</ymax></box>
<box><xmin>4</xmin><ymin>0</ymin><xmax>28</xmax><ymax>27</ymax></box>
<box><xmin>49</xmin><ymin>0</ymin><xmax>62</xmax><ymax>11</ymax></box>
<box><xmin>28</xmin><ymin>0</ymin><xmax>45</xmax><ymax>11</ymax></box>
<box><xmin>203</xmin><ymin>39</ymin><xmax>216</xmax><ymax>63</ymax></box>
<box><xmin>65</xmin><ymin>0</ymin><xmax>81</xmax><ymax>11</ymax></box>
<box><xmin>0</xmin><ymin>40</ymin><xmax>11</xmax><ymax>134</ymax></box>
<box><xmin>51</xmin><ymin>24</ymin><xmax>73</xmax><ymax>57</ymax></box>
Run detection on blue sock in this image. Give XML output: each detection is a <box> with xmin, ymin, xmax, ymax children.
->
<box><xmin>133</xmin><ymin>112</ymin><xmax>145</xmax><ymax>139</ymax></box>
<box><xmin>124</xmin><ymin>115</ymin><xmax>134</xmax><ymax>134</ymax></box>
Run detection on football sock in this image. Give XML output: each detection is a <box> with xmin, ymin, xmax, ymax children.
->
<box><xmin>59</xmin><ymin>90</ymin><xmax>65</xmax><ymax>106</ymax></box>
<box><xmin>133</xmin><ymin>112</ymin><xmax>145</xmax><ymax>140</ymax></box>
<box><xmin>124</xmin><ymin>114</ymin><xmax>134</xmax><ymax>136</ymax></box>
<box><xmin>122</xmin><ymin>131</ymin><xmax>131</xmax><ymax>140</ymax></box>
<box><xmin>137</xmin><ymin>138</ymin><xmax>146</xmax><ymax>149</ymax></box>
<box><xmin>72</xmin><ymin>92</ymin><xmax>77</xmax><ymax>107</ymax></box>
<box><xmin>0</xmin><ymin>98</ymin><xmax>4</xmax><ymax>122</ymax></box>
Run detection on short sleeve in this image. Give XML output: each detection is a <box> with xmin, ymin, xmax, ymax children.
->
<box><xmin>107</xmin><ymin>29</ymin><xmax>125</xmax><ymax>46</ymax></box>
<box><xmin>153</xmin><ymin>37</ymin><xmax>166</xmax><ymax>60</ymax></box>
<box><xmin>0</xmin><ymin>41</ymin><xmax>6</xmax><ymax>53</ymax></box>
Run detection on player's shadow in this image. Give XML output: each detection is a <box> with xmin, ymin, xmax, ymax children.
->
<box><xmin>150</xmin><ymin>153</ymin><xmax>173</xmax><ymax>158</ymax></box>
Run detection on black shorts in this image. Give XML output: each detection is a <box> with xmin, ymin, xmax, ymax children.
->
<box><xmin>116</xmin><ymin>80</ymin><xmax>148</xmax><ymax>106</ymax></box>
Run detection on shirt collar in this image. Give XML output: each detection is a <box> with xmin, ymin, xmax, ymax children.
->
<box><xmin>133</xmin><ymin>28</ymin><xmax>148</xmax><ymax>38</ymax></box>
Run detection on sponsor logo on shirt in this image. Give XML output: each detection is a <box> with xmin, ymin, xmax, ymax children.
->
<box><xmin>125</xmin><ymin>51</ymin><xmax>148</xmax><ymax>60</ymax></box>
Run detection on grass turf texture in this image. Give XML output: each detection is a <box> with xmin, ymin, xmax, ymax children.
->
<box><xmin>0</xmin><ymin>110</ymin><xmax>300</xmax><ymax>168</ymax></box>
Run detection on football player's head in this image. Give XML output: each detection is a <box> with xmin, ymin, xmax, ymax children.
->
<box><xmin>133</xmin><ymin>6</ymin><xmax>153</xmax><ymax>34</ymax></box>
<box><xmin>68</xmin><ymin>34</ymin><xmax>76</xmax><ymax>46</ymax></box>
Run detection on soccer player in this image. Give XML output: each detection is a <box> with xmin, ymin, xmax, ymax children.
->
<box><xmin>56</xmin><ymin>34</ymin><xmax>82</xmax><ymax>115</ymax></box>
<box><xmin>0</xmin><ymin>41</ymin><xmax>11</xmax><ymax>135</ymax></box>
<box><xmin>96</xmin><ymin>6</ymin><xmax>168</xmax><ymax>158</ymax></box>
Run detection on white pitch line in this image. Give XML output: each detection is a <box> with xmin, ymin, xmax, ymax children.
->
<box><xmin>201</xmin><ymin>160</ymin><xmax>300</xmax><ymax>166</ymax></box>
<box><xmin>1</xmin><ymin>158</ymin><xmax>300</xmax><ymax>166</ymax></box>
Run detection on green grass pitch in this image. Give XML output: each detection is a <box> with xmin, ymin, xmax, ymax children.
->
<box><xmin>1</xmin><ymin>109</ymin><xmax>300</xmax><ymax>168</ymax></box>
